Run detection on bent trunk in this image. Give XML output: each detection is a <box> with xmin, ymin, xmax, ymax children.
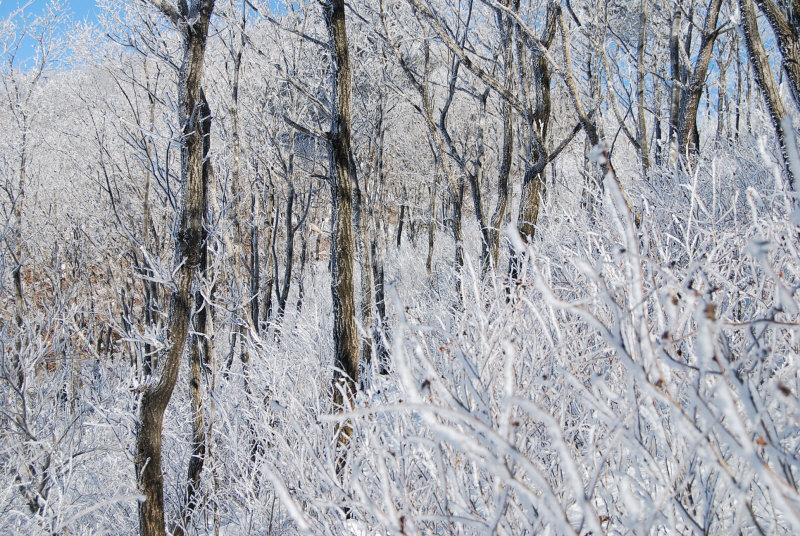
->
<box><xmin>136</xmin><ymin>2</ymin><xmax>215</xmax><ymax>535</ymax></box>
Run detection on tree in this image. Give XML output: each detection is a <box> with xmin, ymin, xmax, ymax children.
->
<box><xmin>738</xmin><ymin>0</ymin><xmax>798</xmax><ymax>189</ymax></box>
<box><xmin>325</xmin><ymin>0</ymin><xmax>361</xmax><ymax>457</ymax></box>
<box><xmin>133</xmin><ymin>1</ymin><xmax>216</xmax><ymax>535</ymax></box>
<box><xmin>754</xmin><ymin>0</ymin><xmax>800</xmax><ymax>111</ymax></box>
<box><xmin>676</xmin><ymin>0</ymin><xmax>724</xmax><ymax>160</ymax></box>
<box><xmin>1</xmin><ymin>0</ymin><xmax>66</xmax><ymax>392</ymax></box>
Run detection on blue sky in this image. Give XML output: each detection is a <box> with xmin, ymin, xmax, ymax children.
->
<box><xmin>0</xmin><ymin>0</ymin><xmax>99</xmax><ymax>23</ymax></box>
<box><xmin>1</xmin><ymin>0</ymin><xmax>100</xmax><ymax>66</ymax></box>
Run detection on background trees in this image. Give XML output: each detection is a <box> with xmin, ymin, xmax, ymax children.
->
<box><xmin>1</xmin><ymin>0</ymin><xmax>800</xmax><ymax>533</ymax></box>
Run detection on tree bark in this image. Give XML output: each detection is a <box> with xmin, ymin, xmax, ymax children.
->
<box><xmin>754</xmin><ymin>0</ymin><xmax>800</xmax><ymax>111</ymax></box>
<box><xmin>677</xmin><ymin>0</ymin><xmax>724</xmax><ymax>159</ymax></box>
<box><xmin>136</xmin><ymin>2</ymin><xmax>215</xmax><ymax>535</ymax></box>
<box><xmin>325</xmin><ymin>0</ymin><xmax>360</xmax><ymax>446</ymax></box>
<box><xmin>489</xmin><ymin>0</ymin><xmax>514</xmax><ymax>270</ymax></box>
<box><xmin>516</xmin><ymin>2</ymin><xmax>556</xmax><ymax>245</ymax></box>
<box><xmin>396</xmin><ymin>196</ymin><xmax>406</xmax><ymax>249</ymax></box>
<box><xmin>739</xmin><ymin>0</ymin><xmax>798</xmax><ymax>188</ymax></box>
<box><xmin>177</xmin><ymin>91</ymin><xmax>212</xmax><ymax>536</ymax></box>
<box><xmin>669</xmin><ymin>8</ymin><xmax>682</xmax><ymax>149</ymax></box>
<box><xmin>636</xmin><ymin>0</ymin><xmax>650</xmax><ymax>173</ymax></box>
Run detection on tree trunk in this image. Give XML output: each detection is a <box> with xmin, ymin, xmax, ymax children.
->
<box><xmin>636</xmin><ymin>0</ymin><xmax>650</xmax><ymax>173</ymax></box>
<box><xmin>489</xmin><ymin>0</ymin><xmax>514</xmax><ymax>270</ymax></box>
<box><xmin>136</xmin><ymin>3</ymin><xmax>215</xmax><ymax>535</ymax></box>
<box><xmin>677</xmin><ymin>0</ymin><xmax>724</xmax><ymax>160</ymax></box>
<box><xmin>396</xmin><ymin>195</ymin><xmax>406</xmax><ymax>249</ymax></box>
<box><xmin>325</xmin><ymin>0</ymin><xmax>360</xmax><ymax>452</ymax></box>
<box><xmin>469</xmin><ymin>90</ymin><xmax>492</xmax><ymax>274</ymax></box>
<box><xmin>669</xmin><ymin>8</ymin><xmax>682</xmax><ymax>150</ymax></box>
<box><xmin>274</xmin><ymin>183</ymin><xmax>296</xmax><ymax>321</ymax></box>
<box><xmin>177</xmin><ymin>91</ymin><xmax>212</xmax><ymax>536</ymax></box>
<box><xmin>754</xmin><ymin>0</ymin><xmax>800</xmax><ymax>111</ymax></box>
<box><xmin>426</xmin><ymin>172</ymin><xmax>437</xmax><ymax>276</ymax></box>
<box><xmin>739</xmin><ymin>0</ymin><xmax>798</xmax><ymax>188</ymax></box>
<box><xmin>516</xmin><ymin>2</ymin><xmax>556</xmax><ymax>245</ymax></box>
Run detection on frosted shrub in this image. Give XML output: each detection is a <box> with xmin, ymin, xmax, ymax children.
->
<box><xmin>236</xmin><ymin>154</ymin><xmax>800</xmax><ymax>534</ymax></box>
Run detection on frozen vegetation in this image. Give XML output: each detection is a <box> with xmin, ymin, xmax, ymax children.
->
<box><xmin>2</xmin><ymin>0</ymin><xmax>800</xmax><ymax>534</ymax></box>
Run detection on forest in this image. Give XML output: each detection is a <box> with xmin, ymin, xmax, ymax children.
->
<box><xmin>2</xmin><ymin>0</ymin><xmax>800</xmax><ymax>533</ymax></box>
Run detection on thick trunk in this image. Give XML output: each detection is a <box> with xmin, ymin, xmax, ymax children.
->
<box><xmin>739</xmin><ymin>0</ymin><xmax>798</xmax><ymax>188</ymax></box>
<box><xmin>178</xmin><ymin>91</ymin><xmax>212</xmax><ymax>536</ymax></box>
<box><xmin>516</xmin><ymin>3</ymin><xmax>555</xmax><ymax>244</ymax></box>
<box><xmin>136</xmin><ymin>3</ymin><xmax>214</xmax><ymax>535</ymax></box>
<box><xmin>677</xmin><ymin>0</ymin><xmax>724</xmax><ymax>159</ymax></box>
<box><xmin>274</xmin><ymin>184</ymin><xmax>296</xmax><ymax>321</ymax></box>
<box><xmin>755</xmin><ymin>0</ymin><xmax>800</xmax><ymax>111</ymax></box>
<box><xmin>325</xmin><ymin>0</ymin><xmax>360</xmax><ymax>420</ymax></box>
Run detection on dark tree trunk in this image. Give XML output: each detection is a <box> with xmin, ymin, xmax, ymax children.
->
<box><xmin>274</xmin><ymin>184</ymin><xmax>296</xmax><ymax>321</ymax></box>
<box><xmin>426</xmin><ymin>175</ymin><xmax>437</xmax><ymax>276</ymax></box>
<box><xmin>516</xmin><ymin>2</ymin><xmax>556</xmax><ymax>247</ymax></box>
<box><xmin>489</xmin><ymin>3</ymin><xmax>513</xmax><ymax>269</ymax></box>
<box><xmin>177</xmin><ymin>91</ymin><xmax>212</xmax><ymax>536</ymax></box>
<box><xmin>754</xmin><ymin>0</ymin><xmax>800</xmax><ymax>111</ymax></box>
<box><xmin>669</xmin><ymin>8</ymin><xmax>682</xmax><ymax>148</ymax></box>
<box><xmin>135</xmin><ymin>2</ymin><xmax>215</xmax><ymax>536</ymax></box>
<box><xmin>739</xmin><ymin>0</ymin><xmax>798</xmax><ymax>189</ymax></box>
<box><xmin>676</xmin><ymin>0</ymin><xmax>724</xmax><ymax>159</ymax></box>
<box><xmin>325</xmin><ymin>0</ymin><xmax>360</xmax><ymax>450</ymax></box>
<box><xmin>396</xmin><ymin>197</ymin><xmax>406</xmax><ymax>249</ymax></box>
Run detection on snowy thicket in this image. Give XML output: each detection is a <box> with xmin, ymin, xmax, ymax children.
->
<box><xmin>4</xmin><ymin>146</ymin><xmax>800</xmax><ymax>534</ymax></box>
<box><xmin>2</xmin><ymin>0</ymin><xmax>800</xmax><ymax>534</ymax></box>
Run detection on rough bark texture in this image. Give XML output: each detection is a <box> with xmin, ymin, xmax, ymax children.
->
<box><xmin>739</xmin><ymin>0</ymin><xmax>797</xmax><ymax>188</ymax></box>
<box><xmin>677</xmin><ymin>0</ymin><xmax>723</xmax><ymax>159</ymax></box>
<box><xmin>488</xmin><ymin>0</ymin><xmax>514</xmax><ymax>270</ymax></box>
<box><xmin>517</xmin><ymin>2</ymin><xmax>556</xmax><ymax>244</ymax></box>
<box><xmin>274</xmin><ymin>184</ymin><xmax>296</xmax><ymax>321</ymax></box>
<box><xmin>177</xmin><ymin>91</ymin><xmax>212</xmax><ymax>536</ymax></box>
<box><xmin>136</xmin><ymin>2</ymin><xmax>214</xmax><ymax>535</ymax></box>
<box><xmin>755</xmin><ymin>0</ymin><xmax>800</xmax><ymax>111</ymax></box>
<box><xmin>325</xmin><ymin>0</ymin><xmax>360</xmax><ymax>423</ymax></box>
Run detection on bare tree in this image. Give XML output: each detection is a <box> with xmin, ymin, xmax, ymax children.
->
<box><xmin>676</xmin><ymin>0</ymin><xmax>724</xmax><ymax>160</ymax></box>
<box><xmin>0</xmin><ymin>0</ymin><xmax>66</xmax><ymax>391</ymax></box>
<box><xmin>754</xmin><ymin>0</ymin><xmax>800</xmax><ymax>111</ymax></box>
<box><xmin>738</xmin><ymin>0</ymin><xmax>798</xmax><ymax>188</ymax></box>
<box><xmin>325</xmin><ymin>0</ymin><xmax>361</xmax><ymax>454</ymax></box>
<box><xmin>133</xmin><ymin>1</ymin><xmax>216</xmax><ymax>535</ymax></box>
